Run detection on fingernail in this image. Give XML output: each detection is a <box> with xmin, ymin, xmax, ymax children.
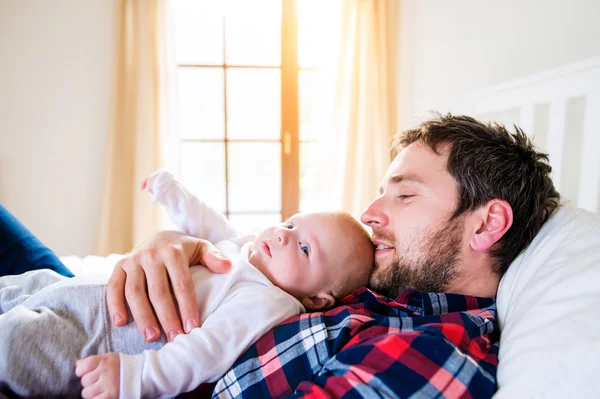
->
<box><xmin>185</xmin><ymin>319</ymin><xmax>197</xmax><ymax>333</ymax></box>
<box><xmin>168</xmin><ymin>330</ymin><xmax>180</xmax><ymax>342</ymax></box>
<box><xmin>215</xmin><ymin>253</ymin><xmax>225</xmax><ymax>259</ymax></box>
<box><xmin>145</xmin><ymin>327</ymin><xmax>158</xmax><ymax>340</ymax></box>
<box><xmin>113</xmin><ymin>313</ymin><xmax>124</xmax><ymax>324</ymax></box>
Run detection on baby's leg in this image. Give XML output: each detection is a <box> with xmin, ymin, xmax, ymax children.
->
<box><xmin>0</xmin><ymin>269</ymin><xmax>66</xmax><ymax>314</ymax></box>
<box><xmin>0</xmin><ymin>283</ymin><xmax>109</xmax><ymax>397</ymax></box>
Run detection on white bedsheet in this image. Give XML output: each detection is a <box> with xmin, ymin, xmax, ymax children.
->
<box><xmin>59</xmin><ymin>254</ymin><xmax>125</xmax><ymax>280</ymax></box>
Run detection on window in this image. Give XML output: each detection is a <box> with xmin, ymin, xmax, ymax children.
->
<box><xmin>172</xmin><ymin>0</ymin><xmax>337</xmax><ymax>232</ymax></box>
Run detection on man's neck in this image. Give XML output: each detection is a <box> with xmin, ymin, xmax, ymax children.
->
<box><xmin>447</xmin><ymin>255</ymin><xmax>500</xmax><ymax>298</ymax></box>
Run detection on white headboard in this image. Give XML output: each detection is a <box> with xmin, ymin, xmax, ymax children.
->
<box><xmin>452</xmin><ymin>57</ymin><xmax>600</xmax><ymax>214</ymax></box>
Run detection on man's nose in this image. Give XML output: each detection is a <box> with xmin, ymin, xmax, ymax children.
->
<box><xmin>360</xmin><ymin>196</ymin><xmax>389</xmax><ymax>228</ymax></box>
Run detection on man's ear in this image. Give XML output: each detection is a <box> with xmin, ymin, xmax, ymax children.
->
<box><xmin>301</xmin><ymin>292</ymin><xmax>335</xmax><ymax>310</ymax></box>
<box><xmin>470</xmin><ymin>199</ymin><xmax>513</xmax><ymax>252</ymax></box>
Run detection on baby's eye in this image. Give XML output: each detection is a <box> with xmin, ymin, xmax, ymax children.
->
<box><xmin>285</xmin><ymin>223</ymin><xmax>294</xmax><ymax>229</ymax></box>
<box><xmin>299</xmin><ymin>243</ymin><xmax>310</xmax><ymax>256</ymax></box>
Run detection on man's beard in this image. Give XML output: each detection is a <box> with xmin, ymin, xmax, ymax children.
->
<box><xmin>368</xmin><ymin>215</ymin><xmax>464</xmax><ymax>298</ymax></box>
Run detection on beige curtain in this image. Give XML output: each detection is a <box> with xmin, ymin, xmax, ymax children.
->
<box><xmin>317</xmin><ymin>0</ymin><xmax>397</xmax><ymax>218</ymax></box>
<box><xmin>96</xmin><ymin>0</ymin><xmax>176</xmax><ymax>255</ymax></box>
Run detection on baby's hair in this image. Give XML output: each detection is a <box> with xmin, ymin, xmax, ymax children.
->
<box><xmin>326</xmin><ymin>212</ymin><xmax>374</xmax><ymax>300</ymax></box>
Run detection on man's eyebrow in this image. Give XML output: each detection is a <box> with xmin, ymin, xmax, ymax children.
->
<box><xmin>379</xmin><ymin>174</ymin><xmax>427</xmax><ymax>194</ymax></box>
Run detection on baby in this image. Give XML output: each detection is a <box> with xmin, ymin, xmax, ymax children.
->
<box><xmin>0</xmin><ymin>169</ymin><xmax>374</xmax><ymax>399</ymax></box>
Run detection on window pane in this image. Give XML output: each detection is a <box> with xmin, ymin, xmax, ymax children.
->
<box><xmin>228</xmin><ymin>142</ymin><xmax>281</xmax><ymax>212</ymax></box>
<box><xmin>178</xmin><ymin>68</ymin><xmax>224</xmax><ymax>140</ymax></box>
<box><xmin>225</xmin><ymin>0</ymin><xmax>281</xmax><ymax>66</ymax></box>
<box><xmin>180</xmin><ymin>142</ymin><xmax>226</xmax><ymax>212</ymax></box>
<box><xmin>297</xmin><ymin>0</ymin><xmax>340</xmax><ymax>68</ymax></box>
<box><xmin>227</xmin><ymin>68</ymin><xmax>281</xmax><ymax>140</ymax></box>
<box><xmin>299</xmin><ymin>70</ymin><xmax>332</xmax><ymax>141</ymax></box>
<box><xmin>228</xmin><ymin>213</ymin><xmax>281</xmax><ymax>234</ymax></box>
<box><xmin>173</xmin><ymin>0</ymin><xmax>224</xmax><ymax>65</ymax></box>
<box><xmin>299</xmin><ymin>142</ymin><xmax>319</xmax><ymax>212</ymax></box>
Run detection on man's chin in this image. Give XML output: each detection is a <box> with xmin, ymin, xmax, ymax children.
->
<box><xmin>369</xmin><ymin>268</ymin><xmax>391</xmax><ymax>288</ymax></box>
<box><xmin>369</xmin><ymin>274</ymin><xmax>402</xmax><ymax>299</ymax></box>
<box><xmin>374</xmin><ymin>253</ymin><xmax>394</xmax><ymax>272</ymax></box>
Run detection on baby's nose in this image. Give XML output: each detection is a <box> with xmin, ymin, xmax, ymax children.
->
<box><xmin>276</xmin><ymin>229</ymin><xmax>290</xmax><ymax>245</ymax></box>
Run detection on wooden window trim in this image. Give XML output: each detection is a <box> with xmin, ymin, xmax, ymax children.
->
<box><xmin>281</xmin><ymin>0</ymin><xmax>299</xmax><ymax>221</ymax></box>
<box><xmin>176</xmin><ymin>0</ymin><xmax>302</xmax><ymax>222</ymax></box>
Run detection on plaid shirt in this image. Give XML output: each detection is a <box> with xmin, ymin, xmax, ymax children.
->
<box><xmin>208</xmin><ymin>287</ymin><xmax>499</xmax><ymax>399</ymax></box>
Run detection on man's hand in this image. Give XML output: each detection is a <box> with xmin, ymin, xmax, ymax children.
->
<box><xmin>76</xmin><ymin>353</ymin><xmax>120</xmax><ymax>399</ymax></box>
<box><xmin>106</xmin><ymin>231</ymin><xmax>231</xmax><ymax>342</ymax></box>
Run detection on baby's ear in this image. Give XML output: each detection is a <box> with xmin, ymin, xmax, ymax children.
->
<box><xmin>301</xmin><ymin>293</ymin><xmax>335</xmax><ymax>310</ymax></box>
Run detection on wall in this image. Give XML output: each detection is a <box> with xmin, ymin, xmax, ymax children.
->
<box><xmin>0</xmin><ymin>0</ymin><xmax>116</xmax><ymax>256</ymax></box>
<box><xmin>396</xmin><ymin>0</ymin><xmax>600</xmax><ymax>131</ymax></box>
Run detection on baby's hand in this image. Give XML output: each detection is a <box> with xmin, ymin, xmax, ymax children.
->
<box><xmin>76</xmin><ymin>353</ymin><xmax>120</xmax><ymax>399</ymax></box>
<box><xmin>141</xmin><ymin>169</ymin><xmax>171</xmax><ymax>195</ymax></box>
<box><xmin>141</xmin><ymin>174</ymin><xmax>158</xmax><ymax>195</ymax></box>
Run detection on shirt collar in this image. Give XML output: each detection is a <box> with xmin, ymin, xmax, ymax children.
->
<box><xmin>339</xmin><ymin>287</ymin><xmax>496</xmax><ymax>316</ymax></box>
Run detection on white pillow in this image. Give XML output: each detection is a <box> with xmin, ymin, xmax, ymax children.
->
<box><xmin>495</xmin><ymin>205</ymin><xmax>600</xmax><ymax>398</ymax></box>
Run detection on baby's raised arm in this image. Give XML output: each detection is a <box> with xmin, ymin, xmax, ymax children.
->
<box><xmin>143</xmin><ymin>169</ymin><xmax>239</xmax><ymax>243</ymax></box>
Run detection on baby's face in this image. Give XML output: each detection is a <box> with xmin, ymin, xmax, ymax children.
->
<box><xmin>248</xmin><ymin>213</ymin><xmax>365</xmax><ymax>300</ymax></box>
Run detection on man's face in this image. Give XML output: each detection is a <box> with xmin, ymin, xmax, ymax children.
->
<box><xmin>360</xmin><ymin>141</ymin><xmax>467</xmax><ymax>298</ymax></box>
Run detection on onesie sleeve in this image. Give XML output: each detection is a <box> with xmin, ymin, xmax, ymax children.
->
<box><xmin>149</xmin><ymin>169</ymin><xmax>239</xmax><ymax>243</ymax></box>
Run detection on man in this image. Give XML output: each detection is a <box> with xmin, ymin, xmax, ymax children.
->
<box><xmin>107</xmin><ymin>114</ymin><xmax>559</xmax><ymax>397</ymax></box>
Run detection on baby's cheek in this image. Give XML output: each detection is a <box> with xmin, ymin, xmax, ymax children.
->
<box><xmin>278</xmin><ymin>271</ymin><xmax>305</xmax><ymax>297</ymax></box>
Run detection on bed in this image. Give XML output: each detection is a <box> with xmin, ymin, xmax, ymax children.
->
<box><xmin>60</xmin><ymin>253</ymin><xmax>123</xmax><ymax>280</ymax></box>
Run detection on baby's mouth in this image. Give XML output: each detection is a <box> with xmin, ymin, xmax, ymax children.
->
<box><xmin>262</xmin><ymin>241</ymin><xmax>272</xmax><ymax>257</ymax></box>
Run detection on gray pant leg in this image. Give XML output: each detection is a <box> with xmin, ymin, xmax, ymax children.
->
<box><xmin>0</xmin><ymin>280</ymin><xmax>110</xmax><ymax>398</ymax></box>
<box><xmin>0</xmin><ymin>269</ymin><xmax>66</xmax><ymax>314</ymax></box>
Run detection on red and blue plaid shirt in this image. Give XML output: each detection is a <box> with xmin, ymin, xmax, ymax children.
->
<box><xmin>208</xmin><ymin>287</ymin><xmax>499</xmax><ymax>398</ymax></box>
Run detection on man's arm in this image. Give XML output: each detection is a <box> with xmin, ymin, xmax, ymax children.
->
<box><xmin>145</xmin><ymin>169</ymin><xmax>239</xmax><ymax>243</ymax></box>
<box><xmin>106</xmin><ymin>230</ymin><xmax>231</xmax><ymax>342</ymax></box>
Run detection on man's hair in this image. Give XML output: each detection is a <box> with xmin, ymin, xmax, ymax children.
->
<box><xmin>392</xmin><ymin>113</ymin><xmax>560</xmax><ymax>275</ymax></box>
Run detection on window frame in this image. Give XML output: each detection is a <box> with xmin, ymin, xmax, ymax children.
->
<box><xmin>175</xmin><ymin>0</ymin><xmax>313</xmax><ymax>223</ymax></box>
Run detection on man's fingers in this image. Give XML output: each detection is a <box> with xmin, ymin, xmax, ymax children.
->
<box><xmin>144</xmin><ymin>249</ymin><xmax>185</xmax><ymax>341</ymax></box>
<box><xmin>163</xmin><ymin>245</ymin><xmax>199</xmax><ymax>334</ymax></box>
<box><xmin>195</xmin><ymin>240</ymin><xmax>231</xmax><ymax>274</ymax></box>
<box><xmin>106</xmin><ymin>263</ymin><xmax>128</xmax><ymax>327</ymax></box>
<box><xmin>123</xmin><ymin>259</ymin><xmax>161</xmax><ymax>342</ymax></box>
<box><xmin>205</xmin><ymin>252</ymin><xmax>232</xmax><ymax>274</ymax></box>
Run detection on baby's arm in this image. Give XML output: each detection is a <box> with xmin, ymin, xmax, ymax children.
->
<box><xmin>118</xmin><ymin>285</ymin><xmax>301</xmax><ymax>399</ymax></box>
<box><xmin>143</xmin><ymin>169</ymin><xmax>239</xmax><ymax>243</ymax></box>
